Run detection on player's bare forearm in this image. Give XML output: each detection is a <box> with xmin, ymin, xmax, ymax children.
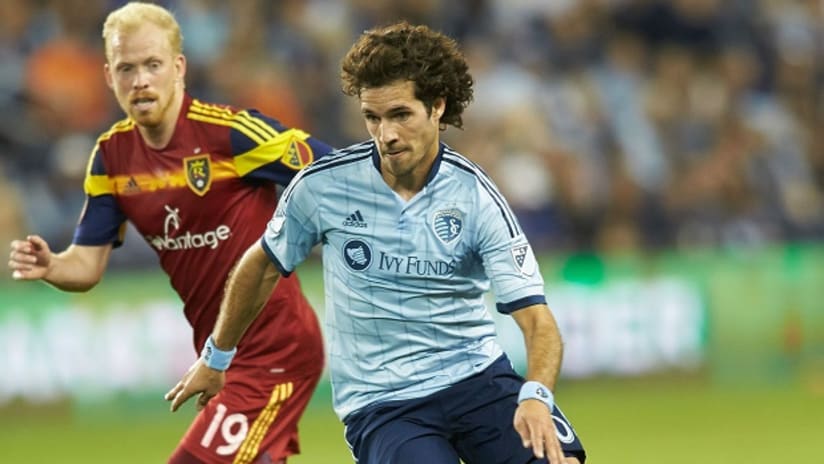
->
<box><xmin>166</xmin><ymin>243</ymin><xmax>277</xmax><ymax>412</ymax></box>
<box><xmin>9</xmin><ymin>237</ymin><xmax>111</xmax><ymax>292</ymax></box>
<box><xmin>512</xmin><ymin>303</ymin><xmax>563</xmax><ymax>388</ymax></box>
<box><xmin>45</xmin><ymin>245</ymin><xmax>112</xmax><ymax>291</ymax></box>
<box><xmin>212</xmin><ymin>243</ymin><xmax>280</xmax><ymax>350</ymax></box>
<box><xmin>512</xmin><ymin>303</ymin><xmax>565</xmax><ymax>462</ymax></box>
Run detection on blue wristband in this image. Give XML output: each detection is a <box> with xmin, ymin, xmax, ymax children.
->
<box><xmin>518</xmin><ymin>380</ymin><xmax>555</xmax><ymax>412</ymax></box>
<box><xmin>200</xmin><ymin>336</ymin><xmax>237</xmax><ymax>371</ymax></box>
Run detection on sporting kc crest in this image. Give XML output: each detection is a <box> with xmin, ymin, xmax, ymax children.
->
<box><xmin>184</xmin><ymin>155</ymin><xmax>212</xmax><ymax>196</ymax></box>
<box><xmin>432</xmin><ymin>209</ymin><xmax>463</xmax><ymax>244</ymax></box>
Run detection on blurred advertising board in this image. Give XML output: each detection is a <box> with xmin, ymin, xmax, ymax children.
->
<box><xmin>2</xmin><ymin>244</ymin><xmax>822</xmax><ymax>404</ymax></box>
<box><xmin>498</xmin><ymin>277</ymin><xmax>706</xmax><ymax>377</ymax></box>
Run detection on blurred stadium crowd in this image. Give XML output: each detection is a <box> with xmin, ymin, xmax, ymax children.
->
<box><xmin>1</xmin><ymin>0</ymin><xmax>823</xmax><ymax>268</ymax></box>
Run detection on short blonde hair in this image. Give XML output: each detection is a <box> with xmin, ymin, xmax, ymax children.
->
<box><xmin>102</xmin><ymin>1</ymin><xmax>183</xmax><ymax>61</ymax></box>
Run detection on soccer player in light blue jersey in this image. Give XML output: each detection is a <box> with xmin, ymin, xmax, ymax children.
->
<box><xmin>168</xmin><ymin>21</ymin><xmax>586</xmax><ymax>463</ymax></box>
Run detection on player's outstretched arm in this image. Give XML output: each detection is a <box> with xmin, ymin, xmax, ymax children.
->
<box><xmin>511</xmin><ymin>303</ymin><xmax>566</xmax><ymax>463</ymax></box>
<box><xmin>166</xmin><ymin>242</ymin><xmax>280</xmax><ymax>412</ymax></box>
<box><xmin>9</xmin><ymin>235</ymin><xmax>112</xmax><ymax>292</ymax></box>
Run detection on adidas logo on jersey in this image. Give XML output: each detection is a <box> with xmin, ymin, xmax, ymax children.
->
<box><xmin>123</xmin><ymin>176</ymin><xmax>141</xmax><ymax>194</ymax></box>
<box><xmin>342</xmin><ymin>210</ymin><xmax>368</xmax><ymax>228</ymax></box>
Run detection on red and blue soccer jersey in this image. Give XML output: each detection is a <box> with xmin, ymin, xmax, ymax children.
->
<box><xmin>74</xmin><ymin>94</ymin><xmax>331</xmax><ymax>374</ymax></box>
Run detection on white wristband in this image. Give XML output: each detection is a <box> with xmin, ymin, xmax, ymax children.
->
<box><xmin>518</xmin><ymin>380</ymin><xmax>554</xmax><ymax>412</ymax></box>
<box><xmin>200</xmin><ymin>336</ymin><xmax>237</xmax><ymax>371</ymax></box>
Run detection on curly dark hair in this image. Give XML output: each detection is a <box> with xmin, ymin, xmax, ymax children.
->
<box><xmin>341</xmin><ymin>21</ymin><xmax>474</xmax><ymax>130</ymax></box>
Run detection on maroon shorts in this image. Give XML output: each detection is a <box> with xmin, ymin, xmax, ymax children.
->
<box><xmin>170</xmin><ymin>366</ymin><xmax>323</xmax><ymax>463</ymax></box>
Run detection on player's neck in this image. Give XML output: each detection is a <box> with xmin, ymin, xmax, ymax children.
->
<box><xmin>383</xmin><ymin>156</ymin><xmax>437</xmax><ymax>201</ymax></box>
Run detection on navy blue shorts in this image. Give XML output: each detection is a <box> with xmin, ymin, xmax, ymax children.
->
<box><xmin>343</xmin><ymin>355</ymin><xmax>586</xmax><ymax>464</ymax></box>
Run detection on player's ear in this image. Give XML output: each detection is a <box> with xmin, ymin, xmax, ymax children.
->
<box><xmin>175</xmin><ymin>53</ymin><xmax>187</xmax><ymax>86</ymax></box>
<box><xmin>431</xmin><ymin>97</ymin><xmax>445</xmax><ymax>121</ymax></box>
<box><xmin>103</xmin><ymin>63</ymin><xmax>114</xmax><ymax>90</ymax></box>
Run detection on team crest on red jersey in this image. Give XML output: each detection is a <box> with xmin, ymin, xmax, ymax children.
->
<box><xmin>184</xmin><ymin>155</ymin><xmax>212</xmax><ymax>196</ymax></box>
<box><xmin>280</xmin><ymin>138</ymin><xmax>314</xmax><ymax>170</ymax></box>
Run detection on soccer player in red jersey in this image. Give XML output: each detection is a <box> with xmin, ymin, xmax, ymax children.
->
<box><xmin>7</xmin><ymin>3</ymin><xmax>330</xmax><ymax>463</ymax></box>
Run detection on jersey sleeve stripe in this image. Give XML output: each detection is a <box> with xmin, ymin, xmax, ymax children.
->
<box><xmin>188</xmin><ymin>112</ymin><xmax>268</xmax><ymax>145</ymax></box>
<box><xmin>96</xmin><ymin>118</ymin><xmax>134</xmax><ymax>143</ymax></box>
<box><xmin>442</xmin><ymin>148</ymin><xmax>517</xmax><ymax>223</ymax></box>
<box><xmin>280</xmin><ymin>149</ymin><xmax>373</xmax><ymax>204</ymax></box>
<box><xmin>84</xmin><ymin>147</ymin><xmax>99</xmax><ymax>178</ymax></box>
<box><xmin>190</xmin><ymin>100</ymin><xmax>280</xmax><ymax>141</ymax></box>
<box><xmin>301</xmin><ymin>141</ymin><xmax>373</xmax><ymax>171</ymax></box>
<box><xmin>186</xmin><ymin>101</ymin><xmax>278</xmax><ymax>144</ymax></box>
<box><xmin>190</xmin><ymin>100</ymin><xmax>278</xmax><ymax>138</ymax></box>
<box><xmin>84</xmin><ymin>125</ymin><xmax>128</xmax><ymax>196</ymax></box>
<box><xmin>442</xmin><ymin>150</ymin><xmax>521</xmax><ymax>238</ymax></box>
<box><xmin>233</xmin><ymin>128</ymin><xmax>310</xmax><ymax>176</ymax></box>
<box><xmin>236</xmin><ymin>110</ymin><xmax>279</xmax><ymax>139</ymax></box>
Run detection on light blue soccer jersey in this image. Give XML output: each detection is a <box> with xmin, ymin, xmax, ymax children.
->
<box><xmin>261</xmin><ymin>141</ymin><xmax>547</xmax><ymax>420</ymax></box>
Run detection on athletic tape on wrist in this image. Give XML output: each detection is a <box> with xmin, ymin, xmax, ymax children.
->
<box><xmin>200</xmin><ymin>335</ymin><xmax>236</xmax><ymax>371</ymax></box>
<box><xmin>517</xmin><ymin>380</ymin><xmax>555</xmax><ymax>411</ymax></box>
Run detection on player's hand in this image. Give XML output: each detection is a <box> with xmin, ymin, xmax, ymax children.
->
<box><xmin>165</xmin><ymin>359</ymin><xmax>225</xmax><ymax>412</ymax></box>
<box><xmin>9</xmin><ymin>235</ymin><xmax>52</xmax><ymax>281</ymax></box>
<box><xmin>514</xmin><ymin>399</ymin><xmax>565</xmax><ymax>463</ymax></box>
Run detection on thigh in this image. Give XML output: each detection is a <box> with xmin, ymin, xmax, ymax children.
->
<box><xmin>171</xmin><ymin>368</ymin><xmax>321</xmax><ymax>464</ymax></box>
<box><xmin>394</xmin><ymin>434</ymin><xmax>461</xmax><ymax>464</ymax></box>
<box><xmin>344</xmin><ymin>399</ymin><xmax>460</xmax><ymax>464</ymax></box>
<box><xmin>354</xmin><ymin>417</ymin><xmax>460</xmax><ymax>464</ymax></box>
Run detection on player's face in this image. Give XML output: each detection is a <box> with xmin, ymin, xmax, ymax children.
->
<box><xmin>104</xmin><ymin>23</ymin><xmax>184</xmax><ymax>129</ymax></box>
<box><xmin>360</xmin><ymin>80</ymin><xmax>445</xmax><ymax>190</ymax></box>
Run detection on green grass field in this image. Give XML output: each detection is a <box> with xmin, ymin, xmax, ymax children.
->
<box><xmin>2</xmin><ymin>373</ymin><xmax>822</xmax><ymax>463</ymax></box>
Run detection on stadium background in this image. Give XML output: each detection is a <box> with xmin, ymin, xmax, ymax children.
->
<box><xmin>1</xmin><ymin>0</ymin><xmax>823</xmax><ymax>462</ymax></box>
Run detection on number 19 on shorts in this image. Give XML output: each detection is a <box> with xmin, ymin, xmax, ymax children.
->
<box><xmin>201</xmin><ymin>403</ymin><xmax>249</xmax><ymax>455</ymax></box>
